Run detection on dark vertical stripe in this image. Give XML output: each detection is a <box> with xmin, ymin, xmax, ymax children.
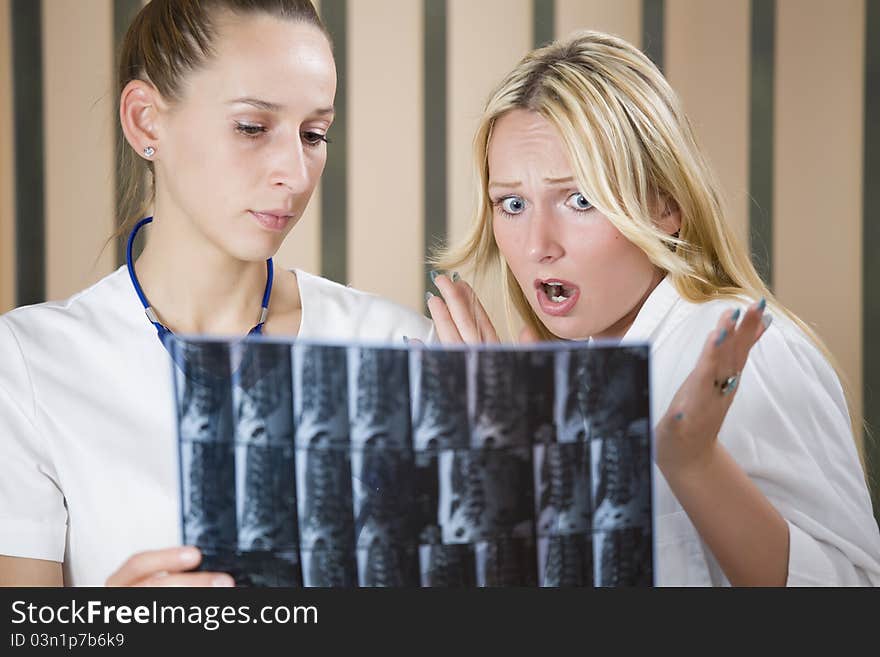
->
<box><xmin>424</xmin><ymin>0</ymin><xmax>446</xmax><ymax>292</ymax></box>
<box><xmin>321</xmin><ymin>0</ymin><xmax>348</xmax><ymax>284</ymax></box>
<box><xmin>11</xmin><ymin>0</ymin><xmax>44</xmax><ymax>306</ymax></box>
<box><xmin>863</xmin><ymin>0</ymin><xmax>880</xmax><ymax>525</ymax></box>
<box><xmin>114</xmin><ymin>0</ymin><xmax>143</xmax><ymax>266</ymax></box>
<box><xmin>533</xmin><ymin>0</ymin><xmax>555</xmax><ymax>49</ymax></box>
<box><xmin>641</xmin><ymin>0</ymin><xmax>665</xmax><ymax>73</ymax></box>
<box><xmin>749</xmin><ymin>0</ymin><xmax>775</xmax><ymax>287</ymax></box>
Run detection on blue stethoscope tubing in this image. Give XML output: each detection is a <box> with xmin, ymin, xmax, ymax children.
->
<box><xmin>125</xmin><ymin>216</ymin><xmax>273</xmax><ymax>340</ymax></box>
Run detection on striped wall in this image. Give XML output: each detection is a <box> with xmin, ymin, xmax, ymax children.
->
<box><xmin>0</xmin><ymin>0</ymin><xmax>878</xmax><ymax>515</ymax></box>
<box><xmin>0</xmin><ymin>0</ymin><xmax>12</xmax><ymax>315</ymax></box>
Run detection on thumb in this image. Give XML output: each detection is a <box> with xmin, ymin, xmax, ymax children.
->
<box><xmin>518</xmin><ymin>324</ymin><xmax>542</xmax><ymax>344</ymax></box>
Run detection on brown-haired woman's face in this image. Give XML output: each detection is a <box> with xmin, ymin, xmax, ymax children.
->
<box><xmin>489</xmin><ymin>109</ymin><xmax>661</xmax><ymax>341</ymax></box>
<box><xmin>154</xmin><ymin>12</ymin><xmax>335</xmax><ymax>261</ymax></box>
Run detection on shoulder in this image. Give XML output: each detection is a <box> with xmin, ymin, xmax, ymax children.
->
<box><xmin>295</xmin><ymin>270</ymin><xmax>434</xmax><ymax>343</ymax></box>
<box><xmin>0</xmin><ymin>268</ymin><xmax>139</xmax><ymax>377</ymax></box>
<box><xmin>2</xmin><ymin>267</ymin><xmax>134</xmax><ymax>337</ymax></box>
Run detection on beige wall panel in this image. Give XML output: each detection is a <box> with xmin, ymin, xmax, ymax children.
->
<box><xmin>775</xmin><ymin>0</ymin><xmax>864</xmax><ymax>430</ymax></box>
<box><xmin>555</xmin><ymin>0</ymin><xmax>642</xmax><ymax>47</ymax></box>
<box><xmin>448</xmin><ymin>0</ymin><xmax>531</xmax><ymax>338</ymax></box>
<box><xmin>0</xmin><ymin>0</ymin><xmax>14</xmax><ymax>313</ymax></box>
<box><xmin>665</xmin><ymin>0</ymin><xmax>750</xmax><ymax>248</ymax></box>
<box><xmin>43</xmin><ymin>0</ymin><xmax>115</xmax><ymax>301</ymax></box>
<box><xmin>347</xmin><ymin>0</ymin><xmax>423</xmax><ymax>312</ymax></box>
<box><xmin>448</xmin><ymin>0</ymin><xmax>531</xmax><ymax>246</ymax></box>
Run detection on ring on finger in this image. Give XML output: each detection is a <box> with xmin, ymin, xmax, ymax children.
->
<box><xmin>713</xmin><ymin>372</ymin><xmax>740</xmax><ymax>396</ymax></box>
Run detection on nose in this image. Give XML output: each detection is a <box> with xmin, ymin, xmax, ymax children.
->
<box><xmin>269</xmin><ymin>138</ymin><xmax>311</xmax><ymax>194</ymax></box>
<box><xmin>526</xmin><ymin>206</ymin><xmax>564</xmax><ymax>263</ymax></box>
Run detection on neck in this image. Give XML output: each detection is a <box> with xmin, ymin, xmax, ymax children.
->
<box><xmin>132</xmin><ymin>211</ymin><xmax>269</xmax><ymax>336</ymax></box>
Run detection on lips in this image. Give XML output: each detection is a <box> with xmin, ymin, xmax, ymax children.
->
<box><xmin>249</xmin><ymin>209</ymin><xmax>294</xmax><ymax>232</ymax></box>
<box><xmin>534</xmin><ymin>278</ymin><xmax>580</xmax><ymax>317</ymax></box>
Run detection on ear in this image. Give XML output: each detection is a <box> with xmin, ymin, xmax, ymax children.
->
<box><xmin>657</xmin><ymin>196</ymin><xmax>682</xmax><ymax>237</ymax></box>
<box><xmin>119</xmin><ymin>79</ymin><xmax>165</xmax><ymax>160</ymax></box>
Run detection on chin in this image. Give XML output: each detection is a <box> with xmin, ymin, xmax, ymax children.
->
<box><xmin>226</xmin><ymin>238</ymin><xmax>280</xmax><ymax>263</ymax></box>
<box><xmin>531</xmin><ymin>311</ymin><xmax>591</xmax><ymax>341</ymax></box>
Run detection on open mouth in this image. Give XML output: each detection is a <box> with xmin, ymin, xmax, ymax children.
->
<box><xmin>534</xmin><ymin>278</ymin><xmax>580</xmax><ymax>316</ymax></box>
<box><xmin>539</xmin><ymin>280</ymin><xmax>575</xmax><ymax>303</ymax></box>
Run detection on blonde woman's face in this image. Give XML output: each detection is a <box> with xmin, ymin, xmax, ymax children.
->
<box><xmin>154</xmin><ymin>13</ymin><xmax>336</xmax><ymax>261</ymax></box>
<box><xmin>489</xmin><ymin>110</ymin><xmax>662</xmax><ymax>341</ymax></box>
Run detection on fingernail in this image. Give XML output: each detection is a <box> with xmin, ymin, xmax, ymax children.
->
<box><xmin>180</xmin><ymin>548</ymin><xmax>199</xmax><ymax>564</ymax></box>
<box><xmin>425</xmin><ymin>291</ymin><xmax>434</xmax><ymax>303</ymax></box>
<box><xmin>213</xmin><ymin>575</ymin><xmax>235</xmax><ymax>587</ymax></box>
<box><xmin>762</xmin><ymin>314</ymin><xmax>773</xmax><ymax>330</ymax></box>
<box><xmin>757</xmin><ymin>297</ymin><xmax>766</xmax><ymax>312</ymax></box>
<box><xmin>452</xmin><ymin>271</ymin><xmax>461</xmax><ymax>282</ymax></box>
<box><xmin>429</xmin><ymin>269</ymin><xmax>440</xmax><ymax>283</ymax></box>
<box><xmin>714</xmin><ymin>328</ymin><xmax>728</xmax><ymax>346</ymax></box>
<box><xmin>731</xmin><ymin>308</ymin><xmax>741</xmax><ymax>322</ymax></box>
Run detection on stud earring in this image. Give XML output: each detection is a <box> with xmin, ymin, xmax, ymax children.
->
<box><xmin>143</xmin><ymin>146</ymin><xmax>155</xmax><ymax>158</ymax></box>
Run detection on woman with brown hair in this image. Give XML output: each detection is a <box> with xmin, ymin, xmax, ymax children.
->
<box><xmin>0</xmin><ymin>0</ymin><xmax>432</xmax><ymax>586</ymax></box>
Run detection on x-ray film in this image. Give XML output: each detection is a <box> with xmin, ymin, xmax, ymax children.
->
<box><xmin>168</xmin><ymin>336</ymin><xmax>654</xmax><ymax>587</ymax></box>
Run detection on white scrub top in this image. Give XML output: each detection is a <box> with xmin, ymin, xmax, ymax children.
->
<box><xmin>0</xmin><ymin>267</ymin><xmax>434</xmax><ymax>585</ymax></box>
<box><xmin>631</xmin><ymin>276</ymin><xmax>880</xmax><ymax>586</ymax></box>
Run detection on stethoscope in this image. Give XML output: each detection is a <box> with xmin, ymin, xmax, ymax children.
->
<box><xmin>125</xmin><ymin>216</ymin><xmax>274</xmax><ymax>343</ymax></box>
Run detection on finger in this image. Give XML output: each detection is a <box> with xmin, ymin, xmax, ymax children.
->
<box><xmin>432</xmin><ymin>274</ymin><xmax>483</xmax><ymax>343</ymax></box>
<box><xmin>137</xmin><ymin>571</ymin><xmax>235</xmax><ymax>588</ymax></box>
<box><xmin>456</xmin><ymin>280</ymin><xmax>499</xmax><ymax>343</ymax></box>
<box><xmin>106</xmin><ymin>546</ymin><xmax>201</xmax><ymax>586</ymax></box>
<box><xmin>518</xmin><ymin>323</ymin><xmax>541</xmax><ymax>344</ymax></box>
<box><xmin>694</xmin><ymin>311</ymin><xmax>730</xmax><ymax>380</ymax></box>
<box><xmin>730</xmin><ymin>297</ymin><xmax>767</xmax><ymax>364</ymax></box>
<box><xmin>426</xmin><ymin>293</ymin><xmax>464</xmax><ymax>345</ymax></box>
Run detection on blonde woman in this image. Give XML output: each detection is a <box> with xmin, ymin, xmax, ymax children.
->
<box><xmin>428</xmin><ymin>31</ymin><xmax>880</xmax><ymax>586</ymax></box>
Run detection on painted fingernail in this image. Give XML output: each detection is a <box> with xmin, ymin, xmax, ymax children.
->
<box><xmin>180</xmin><ymin>548</ymin><xmax>199</xmax><ymax>564</ymax></box>
<box><xmin>714</xmin><ymin>328</ymin><xmax>728</xmax><ymax>346</ymax></box>
<box><xmin>213</xmin><ymin>575</ymin><xmax>235</xmax><ymax>587</ymax></box>
<box><xmin>731</xmin><ymin>308</ymin><xmax>741</xmax><ymax>322</ymax></box>
<box><xmin>429</xmin><ymin>269</ymin><xmax>440</xmax><ymax>283</ymax></box>
<box><xmin>425</xmin><ymin>291</ymin><xmax>434</xmax><ymax>303</ymax></box>
<box><xmin>757</xmin><ymin>297</ymin><xmax>766</xmax><ymax>312</ymax></box>
<box><xmin>762</xmin><ymin>314</ymin><xmax>773</xmax><ymax>330</ymax></box>
<box><xmin>452</xmin><ymin>271</ymin><xmax>461</xmax><ymax>282</ymax></box>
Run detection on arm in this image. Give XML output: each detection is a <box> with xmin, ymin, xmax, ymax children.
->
<box><xmin>656</xmin><ymin>300</ymin><xmax>880</xmax><ymax>586</ymax></box>
<box><xmin>655</xmin><ymin>299</ymin><xmax>790</xmax><ymax>586</ymax></box>
<box><xmin>0</xmin><ymin>556</ymin><xmax>63</xmax><ymax>586</ymax></box>
<box><xmin>660</xmin><ymin>442</ymin><xmax>789</xmax><ymax>586</ymax></box>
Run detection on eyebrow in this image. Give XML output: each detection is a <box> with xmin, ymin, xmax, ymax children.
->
<box><xmin>227</xmin><ymin>97</ymin><xmax>335</xmax><ymax>116</ymax></box>
<box><xmin>488</xmin><ymin>176</ymin><xmax>575</xmax><ymax>189</ymax></box>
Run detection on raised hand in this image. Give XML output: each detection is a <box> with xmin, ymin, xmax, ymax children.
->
<box><xmin>426</xmin><ymin>271</ymin><xmax>540</xmax><ymax>345</ymax></box>
<box><xmin>655</xmin><ymin>298</ymin><xmax>771</xmax><ymax>477</ymax></box>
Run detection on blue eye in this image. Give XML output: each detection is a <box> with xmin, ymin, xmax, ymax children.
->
<box><xmin>566</xmin><ymin>192</ymin><xmax>593</xmax><ymax>211</ymax></box>
<box><xmin>499</xmin><ymin>196</ymin><xmax>526</xmax><ymax>215</ymax></box>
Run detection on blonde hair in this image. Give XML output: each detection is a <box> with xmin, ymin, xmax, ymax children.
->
<box><xmin>434</xmin><ymin>30</ymin><xmax>866</xmax><ymax>457</ymax></box>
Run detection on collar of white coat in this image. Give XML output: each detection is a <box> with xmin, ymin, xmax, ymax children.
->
<box><xmin>621</xmin><ymin>274</ymin><xmax>682</xmax><ymax>343</ymax></box>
